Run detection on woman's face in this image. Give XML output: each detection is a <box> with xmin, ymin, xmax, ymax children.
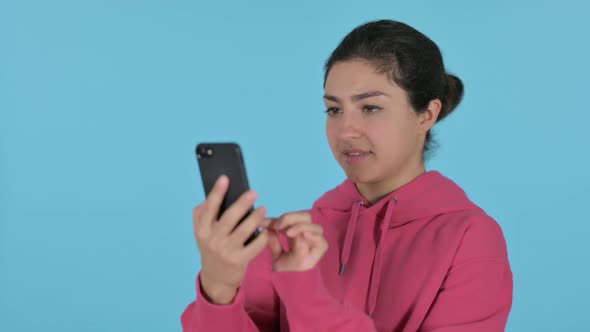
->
<box><xmin>324</xmin><ymin>60</ymin><xmax>433</xmax><ymax>186</ymax></box>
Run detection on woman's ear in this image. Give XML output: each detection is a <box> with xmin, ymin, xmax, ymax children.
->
<box><xmin>417</xmin><ymin>99</ymin><xmax>442</xmax><ymax>134</ymax></box>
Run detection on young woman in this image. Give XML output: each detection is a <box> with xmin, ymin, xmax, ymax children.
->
<box><xmin>182</xmin><ymin>20</ymin><xmax>513</xmax><ymax>332</ymax></box>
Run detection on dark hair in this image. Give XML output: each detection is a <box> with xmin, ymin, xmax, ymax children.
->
<box><xmin>324</xmin><ymin>20</ymin><xmax>464</xmax><ymax>160</ymax></box>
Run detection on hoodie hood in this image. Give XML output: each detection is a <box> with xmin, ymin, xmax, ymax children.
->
<box><xmin>313</xmin><ymin>170</ymin><xmax>482</xmax><ymax>228</ymax></box>
<box><xmin>312</xmin><ymin>170</ymin><xmax>483</xmax><ymax>317</ymax></box>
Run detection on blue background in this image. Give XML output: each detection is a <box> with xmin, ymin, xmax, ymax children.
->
<box><xmin>1</xmin><ymin>0</ymin><xmax>588</xmax><ymax>331</ymax></box>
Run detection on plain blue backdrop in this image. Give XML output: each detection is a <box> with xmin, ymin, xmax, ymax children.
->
<box><xmin>1</xmin><ymin>0</ymin><xmax>588</xmax><ymax>331</ymax></box>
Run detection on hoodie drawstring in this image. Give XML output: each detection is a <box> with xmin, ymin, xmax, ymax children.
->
<box><xmin>367</xmin><ymin>197</ymin><xmax>397</xmax><ymax>318</ymax></box>
<box><xmin>339</xmin><ymin>200</ymin><xmax>363</xmax><ymax>276</ymax></box>
<box><xmin>338</xmin><ymin>197</ymin><xmax>398</xmax><ymax>318</ymax></box>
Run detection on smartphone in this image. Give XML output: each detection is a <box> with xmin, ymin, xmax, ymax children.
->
<box><xmin>195</xmin><ymin>142</ymin><xmax>261</xmax><ymax>245</ymax></box>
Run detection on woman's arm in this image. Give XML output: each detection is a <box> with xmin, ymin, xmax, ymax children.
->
<box><xmin>181</xmin><ymin>249</ymin><xmax>281</xmax><ymax>332</ymax></box>
<box><xmin>418</xmin><ymin>216</ymin><xmax>513</xmax><ymax>332</ymax></box>
<box><xmin>273</xmin><ymin>266</ymin><xmax>378</xmax><ymax>332</ymax></box>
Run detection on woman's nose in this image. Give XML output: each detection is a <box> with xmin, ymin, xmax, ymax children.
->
<box><xmin>339</xmin><ymin>110</ymin><xmax>363</xmax><ymax>139</ymax></box>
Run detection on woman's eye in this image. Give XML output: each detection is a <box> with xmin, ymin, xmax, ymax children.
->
<box><xmin>325</xmin><ymin>107</ymin><xmax>341</xmax><ymax>116</ymax></box>
<box><xmin>363</xmin><ymin>105</ymin><xmax>382</xmax><ymax>113</ymax></box>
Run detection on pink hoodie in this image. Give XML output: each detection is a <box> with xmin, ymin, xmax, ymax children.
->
<box><xmin>181</xmin><ymin>170</ymin><xmax>513</xmax><ymax>331</ymax></box>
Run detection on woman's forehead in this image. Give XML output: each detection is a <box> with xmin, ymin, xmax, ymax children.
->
<box><xmin>326</xmin><ymin>61</ymin><xmax>399</xmax><ymax>89</ymax></box>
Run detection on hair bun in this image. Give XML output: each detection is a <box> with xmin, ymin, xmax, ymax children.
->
<box><xmin>439</xmin><ymin>74</ymin><xmax>464</xmax><ymax>122</ymax></box>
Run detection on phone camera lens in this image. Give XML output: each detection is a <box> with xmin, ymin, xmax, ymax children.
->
<box><xmin>198</xmin><ymin>146</ymin><xmax>213</xmax><ymax>158</ymax></box>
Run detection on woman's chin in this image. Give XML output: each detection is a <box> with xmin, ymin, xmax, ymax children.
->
<box><xmin>344</xmin><ymin>170</ymin><xmax>377</xmax><ymax>185</ymax></box>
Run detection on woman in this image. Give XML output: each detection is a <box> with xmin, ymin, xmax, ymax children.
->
<box><xmin>182</xmin><ymin>19</ymin><xmax>513</xmax><ymax>332</ymax></box>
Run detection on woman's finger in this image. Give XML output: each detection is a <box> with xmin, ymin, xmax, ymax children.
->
<box><xmin>228</xmin><ymin>206</ymin><xmax>268</xmax><ymax>246</ymax></box>
<box><xmin>284</xmin><ymin>223</ymin><xmax>323</xmax><ymax>238</ymax></box>
<box><xmin>200</xmin><ymin>175</ymin><xmax>230</xmax><ymax>227</ymax></box>
<box><xmin>216</xmin><ymin>190</ymin><xmax>258</xmax><ymax>236</ymax></box>
<box><xmin>239</xmin><ymin>228</ymin><xmax>269</xmax><ymax>261</ymax></box>
<box><xmin>272</xmin><ymin>211</ymin><xmax>313</xmax><ymax>231</ymax></box>
<box><xmin>192</xmin><ymin>203</ymin><xmax>208</xmax><ymax>234</ymax></box>
<box><xmin>266</xmin><ymin>229</ymin><xmax>283</xmax><ymax>261</ymax></box>
<box><xmin>304</xmin><ymin>231</ymin><xmax>329</xmax><ymax>256</ymax></box>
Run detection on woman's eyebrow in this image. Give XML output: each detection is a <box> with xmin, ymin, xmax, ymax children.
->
<box><xmin>323</xmin><ymin>91</ymin><xmax>390</xmax><ymax>103</ymax></box>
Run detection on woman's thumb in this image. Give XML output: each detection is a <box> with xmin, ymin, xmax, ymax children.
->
<box><xmin>267</xmin><ymin>229</ymin><xmax>282</xmax><ymax>261</ymax></box>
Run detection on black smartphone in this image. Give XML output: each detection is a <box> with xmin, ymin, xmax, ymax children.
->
<box><xmin>195</xmin><ymin>142</ymin><xmax>261</xmax><ymax>245</ymax></box>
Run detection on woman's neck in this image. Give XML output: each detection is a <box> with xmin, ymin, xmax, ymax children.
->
<box><xmin>356</xmin><ymin>163</ymin><xmax>426</xmax><ymax>205</ymax></box>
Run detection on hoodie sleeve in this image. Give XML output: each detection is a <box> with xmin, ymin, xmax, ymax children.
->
<box><xmin>418</xmin><ymin>216</ymin><xmax>513</xmax><ymax>332</ymax></box>
<box><xmin>180</xmin><ymin>250</ymin><xmax>281</xmax><ymax>332</ymax></box>
<box><xmin>180</xmin><ymin>273</ymin><xmax>262</xmax><ymax>332</ymax></box>
<box><xmin>272</xmin><ymin>266</ymin><xmax>378</xmax><ymax>332</ymax></box>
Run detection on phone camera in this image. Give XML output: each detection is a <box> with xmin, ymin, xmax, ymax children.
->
<box><xmin>198</xmin><ymin>146</ymin><xmax>214</xmax><ymax>158</ymax></box>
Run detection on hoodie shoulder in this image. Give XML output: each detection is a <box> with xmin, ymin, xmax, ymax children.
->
<box><xmin>311</xmin><ymin>179</ymin><xmax>356</xmax><ymax>212</ymax></box>
<box><xmin>440</xmin><ymin>209</ymin><xmax>510</xmax><ymax>265</ymax></box>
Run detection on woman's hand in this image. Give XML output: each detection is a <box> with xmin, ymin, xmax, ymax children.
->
<box><xmin>267</xmin><ymin>211</ymin><xmax>328</xmax><ymax>272</ymax></box>
<box><xmin>192</xmin><ymin>175</ymin><xmax>270</xmax><ymax>304</ymax></box>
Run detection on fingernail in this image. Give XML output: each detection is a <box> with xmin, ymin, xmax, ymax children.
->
<box><xmin>247</xmin><ymin>191</ymin><xmax>258</xmax><ymax>200</ymax></box>
<box><xmin>217</xmin><ymin>175</ymin><xmax>228</xmax><ymax>186</ymax></box>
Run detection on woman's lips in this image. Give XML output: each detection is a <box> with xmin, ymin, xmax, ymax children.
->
<box><xmin>342</xmin><ymin>149</ymin><xmax>371</xmax><ymax>164</ymax></box>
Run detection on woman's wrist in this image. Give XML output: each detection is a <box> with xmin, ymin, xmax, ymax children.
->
<box><xmin>200</xmin><ymin>274</ymin><xmax>238</xmax><ymax>305</ymax></box>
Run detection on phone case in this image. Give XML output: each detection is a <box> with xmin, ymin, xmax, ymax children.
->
<box><xmin>196</xmin><ymin>142</ymin><xmax>260</xmax><ymax>245</ymax></box>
